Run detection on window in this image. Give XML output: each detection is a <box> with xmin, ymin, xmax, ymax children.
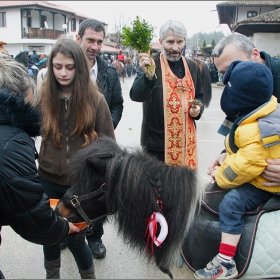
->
<box><xmin>247</xmin><ymin>11</ymin><xmax>258</xmax><ymax>18</ymax></box>
<box><xmin>41</xmin><ymin>15</ymin><xmax>46</xmax><ymax>28</ymax></box>
<box><xmin>27</xmin><ymin>16</ymin><xmax>32</xmax><ymax>27</ymax></box>
<box><xmin>0</xmin><ymin>12</ymin><xmax>6</xmax><ymax>27</ymax></box>
<box><xmin>28</xmin><ymin>46</ymin><xmax>45</xmax><ymax>52</ymax></box>
<box><xmin>71</xmin><ymin>18</ymin><xmax>76</xmax><ymax>32</ymax></box>
<box><xmin>26</xmin><ymin>10</ymin><xmax>32</xmax><ymax>27</ymax></box>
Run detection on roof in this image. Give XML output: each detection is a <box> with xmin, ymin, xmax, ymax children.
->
<box><xmin>216</xmin><ymin>1</ymin><xmax>280</xmax><ymax>25</ymax></box>
<box><xmin>151</xmin><ymin>42</ymin><xmax>161</xmax><ymax>50</ymax></box>
<box><xmin>235</xmin><ymin>8</ymin><xmax>280</xmax><ymax>24</ymax></box>
<box><xmin>0</xmin><ymin>1</ymin><xmax>105</xmax><ymax>23</ymax></box>
<box><xmin>233</xmin><ymin>8</ymin><xmax>280</xmax><ymax>35</ymax></box>
<box><xmin>101</xmin><ymin>45</ymin><xmax>121</xmax><ymax>54</ymax></box>
<box><xmin>217</xmin><ymin>1</ymin><xmax>280</xmax><ymax>7</ymax></box>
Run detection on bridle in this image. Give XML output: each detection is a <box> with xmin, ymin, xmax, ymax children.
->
<box><xmin>69</xmin><ymin>183</ymin><xmax>109</xmax><ymax>235</ymax></box>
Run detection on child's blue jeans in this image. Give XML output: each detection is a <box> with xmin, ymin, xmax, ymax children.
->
<box><xmin>219</xmin><ymin>182</ymin><xmax>272</xmax><ymax>235</ymax></box>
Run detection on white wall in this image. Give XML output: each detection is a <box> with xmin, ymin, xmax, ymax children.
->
<box><xmin>1</xmin><ymin>8</ymin><xmax>21</xmax><ymax>43</ymax></box>
<box><xmin>237</xmin><ymin>6</ymin><xmax>275</xmax><ymax>22</ymax></box>
<box><xmin>251</xmin><ymin>33</ymin><xmax>280</xmax><ymax>57</ymax></box>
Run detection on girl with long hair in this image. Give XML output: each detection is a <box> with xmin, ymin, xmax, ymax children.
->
<box><xmin>38</xmin><ymin>38</ymin><xmax>115</xmax><ymax>279</ymax></box>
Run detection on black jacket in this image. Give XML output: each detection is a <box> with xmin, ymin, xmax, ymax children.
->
<box><xmin>96</xmin><ymin>56</ymin><xmax>124</xmax><ymax>129</ymax></box>
<box><xmin>260</xmin><ymin>51</ymin><xmax>280</xmax><ymax>102</ymax></box>
<box><xmin>130</xmin><ymin>52</ymin><xmax>204</xmax><ymax>152</ymax></box>
<box><xmin>0</xmin><ymin>89</ymin><xmax>69</xmax><ymax>246</ymax></box>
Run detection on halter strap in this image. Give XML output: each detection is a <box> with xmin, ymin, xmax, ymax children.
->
<box><xmin>70</xmin><ymin>183</ymin><xmax>108</xmax><ymax>235</ymax></box>
<box><xmin>71</xmin><ymin>183</ymin><xmax>106</xmax><ymax>205</ymax></box>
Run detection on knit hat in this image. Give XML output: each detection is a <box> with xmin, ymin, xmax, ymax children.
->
<box><xmin>32</xmin><ymin>48</ymin><xmax>37</xmax><ymax>52</ymax></box>
<box><xmin>23</xmin><ymin>50</ymin><xmax>29</xmax><ymax>54</ymax></box>
<box><xmin>220</xmin><ymin>60</ymin><xmax>273</xmax><ymax>117</ymax></box>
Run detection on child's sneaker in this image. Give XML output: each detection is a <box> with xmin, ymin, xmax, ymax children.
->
<box><xmin>194</xmin><ymin>255</ymin><xmax>238</xmax><ymax>279</ymax></box>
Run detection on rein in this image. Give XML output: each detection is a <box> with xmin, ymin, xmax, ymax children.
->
<box><xmin>70</xmin><ymin>183</ymin><xmax>108</xmax><ymax>235</ymax></box>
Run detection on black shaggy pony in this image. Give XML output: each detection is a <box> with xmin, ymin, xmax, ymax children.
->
<box><xmin>59</xmin><ymin>136</ymin><xmax>202</xmax><ymax>278</ymax></box>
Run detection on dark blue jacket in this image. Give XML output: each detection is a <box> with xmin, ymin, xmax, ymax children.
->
<box><xmin>30</xmin><ymin>53</ymin><xmax>40</xmax><ymax>64</ymax></box>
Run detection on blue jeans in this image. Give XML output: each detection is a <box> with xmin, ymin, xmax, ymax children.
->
<box><xmin>40</xmin><ymin>177</ymin><xmax>93</xmax><ymax>270</ymax></box>
<box><xmin>219</xmin><ymin>183</ymin><xmax>272</xmax><ymax>235</ymax></box>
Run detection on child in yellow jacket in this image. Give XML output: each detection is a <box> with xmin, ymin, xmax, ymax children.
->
<box><xmin>195</xmin><ymin>60</ymin><xmax>280</xmax><ymax>279</ymax></box>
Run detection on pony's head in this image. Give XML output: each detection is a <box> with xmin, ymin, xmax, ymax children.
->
<box><xmin>56</xmin><ymin>136</ymin><xmax>123</xmax><ymax>227</ymax></box>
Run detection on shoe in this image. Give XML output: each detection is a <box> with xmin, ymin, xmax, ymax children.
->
<box><xmin>88</xmin><ymin>240</ymin><xmax>106</xmax><ymax>259</ymax></box>
<box><xmin>60</xmin><ymin>240</ymin><xmax>67</xmax><ymax>250</ymax></box>
<box><xmin>194</xmin><ymin>255</ymin><xmax>238</xmax><ymax>279</ymax></box>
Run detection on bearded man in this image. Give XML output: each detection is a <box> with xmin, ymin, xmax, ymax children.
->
<box><xmin>130</xmin><ymin>20</ymin><xmax>204</xmax><ymax>169</ymax></box>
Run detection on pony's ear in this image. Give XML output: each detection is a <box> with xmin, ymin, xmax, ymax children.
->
<box><xmin>86</xmin><ymin>153</ymin><xmax>113</xmax><ymax>173</ymax></box>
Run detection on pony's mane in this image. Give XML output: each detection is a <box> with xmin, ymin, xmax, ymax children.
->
<box><xmin>67</xmin><ymin>136</ymin><xmax>203</xmax><ymax>277</ymax></box>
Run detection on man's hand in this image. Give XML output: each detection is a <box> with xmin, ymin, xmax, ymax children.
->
<box><xmin>211</xmin><ymin>166</ymin><xmax>219</xmax><ymax>179</ymax></box>
<box><xmin>261</xmin><ymin>159</ymin><xmax>280</xmax><ymax>186</ymax></box>
<box><xmin>208</xmin><ymin>153</ymin><xmax>226</xmax><ymax>176</ymax></box>
<box><xmin>68</xmin><ymin>222</ymin><xmax>81</xmax><ymax>233</ymax></box>
<box><xmin>64</xmin><ymin>218</ymin><xmax>81</xmax><ymax>234</ymax></box>
<box><xmin>138</xmin><ymin>52</ymin><xmax>155</xmax><ymax>79</ymax></box>
<box><xmin>189</xmin><ymin>105</ymin><xmax>201</xmax><ymax>118</ymax></box>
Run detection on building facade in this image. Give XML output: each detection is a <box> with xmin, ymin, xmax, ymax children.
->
<box><xmin>0</xmin><ymin>1</ymin><xmax>108</xmax><ymax>57</ymax></box>
<box><xmin>216</xmin><ymin>1</ymin><xmax>280</xmax><ymax>57</ymax></box>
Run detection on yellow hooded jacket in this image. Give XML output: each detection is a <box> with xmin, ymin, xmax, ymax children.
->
<box><xmin>215</xmin><ymin>96</ymin><xmax>280</xmax><ymax>193</ymax></box>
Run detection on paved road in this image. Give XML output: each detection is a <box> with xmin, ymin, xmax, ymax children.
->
<box><xmin>0</xmin><ymin>75</ymin><xmax>225</xmax><ymax>279</ymax></box>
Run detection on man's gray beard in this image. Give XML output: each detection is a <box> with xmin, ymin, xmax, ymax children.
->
<box><xmin>162</xmin><ymin>48</ymin><xmax>182</xmax><ymax>62</ymax></box>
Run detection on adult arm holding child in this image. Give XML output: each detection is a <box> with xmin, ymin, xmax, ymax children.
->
<box><xmin>262</xmin><ymin>159</ymin><xmax>280</xmax><ymax>186</ymax></box>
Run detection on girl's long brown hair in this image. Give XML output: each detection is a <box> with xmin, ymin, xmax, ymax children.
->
<box><xmin>41</xmin><ymin>38</ymin><xmax>98</xmax><ymax>148</ymax></box>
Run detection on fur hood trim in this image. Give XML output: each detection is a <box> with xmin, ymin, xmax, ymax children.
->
<box><xmin>0</xmin><ymin>88</ymin><xmax>41</xmax><ymax>137</ymax></box>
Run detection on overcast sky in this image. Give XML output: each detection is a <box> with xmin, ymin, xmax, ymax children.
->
<box><xmin>53</xmin><ymin>1</ymin><xmax>231</xmax><ymax>40</ymax></box>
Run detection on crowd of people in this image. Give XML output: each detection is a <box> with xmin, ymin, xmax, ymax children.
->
<box><xmin>0</xmin><ymin>17</ymin><xmax>280</xmax><ymax>280</ymax></box>
<box><xmin>13</xmin><ymin>48</ymin><xmax>49</xmax><ymax>80</ymax></box>
<box><xmin>101</xmin><ymin>51</ymin><xmax>139</xmax><ymax>82</ymax></box>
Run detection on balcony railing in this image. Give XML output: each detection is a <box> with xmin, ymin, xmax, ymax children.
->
<box><xmin>22</xmin><ymin>28</ymin><xmax>64</xmax><ymax>40</ymax></box>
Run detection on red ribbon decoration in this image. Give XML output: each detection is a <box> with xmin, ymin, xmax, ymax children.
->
<box><xmin>145</xmin><ymin>198</ymin><xmax>164</xmax><ymax>257</ymax></box>
<box><xmin>145</xmin><ymin>212</ymin><xmax>164</xmax><ymax>257</ymax></box>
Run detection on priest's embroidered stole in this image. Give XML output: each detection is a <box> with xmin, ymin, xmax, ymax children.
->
<box><xmin>160</xmin><ymin>53</ymin><xmax>197</xmax><ymax>169</ymax></box>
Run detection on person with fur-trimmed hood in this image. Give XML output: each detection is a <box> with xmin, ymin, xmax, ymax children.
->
<box><xmin>0</xmin><ymin>52</ymin><xmax>79</xmax><ymax>279</ymax></box>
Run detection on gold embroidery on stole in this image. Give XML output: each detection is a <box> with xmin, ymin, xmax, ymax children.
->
<box><xmin>160</xmin><ymin>53</ymin><xmax>198</xmax><ymax>169</ymax></box>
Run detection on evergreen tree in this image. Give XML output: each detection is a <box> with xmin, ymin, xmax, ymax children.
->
<box><xmin>185</xmin><ymin>31</ymin><xmax>224</xmax><ymax>49</ymax></box>
<box><xmin>201</xmin><ymin>40</ymin><xmax>207</xmax><ymax>54</ymax></box>
<box><xmin>202</xmin><ymin>39</ymin><xmax>207</xmax><ymax>48</ymax></box>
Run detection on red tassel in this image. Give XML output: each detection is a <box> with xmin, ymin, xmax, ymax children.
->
<box><xmin>145</xmin><ymin>212</ymin><xmax>157</xmax><ymax>257</ymax></box>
